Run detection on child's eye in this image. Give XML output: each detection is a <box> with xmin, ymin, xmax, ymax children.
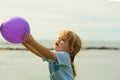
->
<box><xmin>61</xmin><ymin>39</ymin><xmax>65</xmax><ymax>43</ymax></box>
<box><xmin>58</xmin><ymin>37</ymin><xmax>65</xmax><ymax>42</ymax></box>
<box><xmin>61</xmin><ymin>39</ymin><xmax>65</xmax><ymax>42</ymax></box>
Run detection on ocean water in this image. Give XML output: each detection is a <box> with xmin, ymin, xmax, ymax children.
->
<box><xmin>76</xmin><ymin>50</ymin><xmax>120</xmax><ymax>80</ymax></box>
<box><xmin>0</xmin><ymin>40</ymin><xmax>120</xmax><ymax>49</ymax></box>
<box><xmin>0</xmin><ymin>50</ymin><xmax>120</xmax><ymax>80</ymax></box>
<box><xmin>0</xmin><ymin>40</ymin><xmax>120</xmax><ymax>80</ymax></box>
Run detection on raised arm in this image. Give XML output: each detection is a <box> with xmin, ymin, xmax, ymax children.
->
<box><xmin>22</xmin><ymin>33</ymin><xmax>57</xmax><ymax>60</ymax></box>
<box><xmin>22</xmin><ymin>42</ymin><xmax>43</xmax><ymax>57</ymax></box>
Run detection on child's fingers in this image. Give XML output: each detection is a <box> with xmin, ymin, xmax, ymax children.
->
<box><xmin>22</xmin><ymin>33</ymin><xmax>29</xmax><ymax>42</ymax></box>
<box><xmin>23</xmin><ymin>33</ymin><xmax>30</xmax><ymax>39</ymax></box>
<box><xmin>22</xmin><ymin>33</ymin><xmax>34</xmax><ymax>44</ymax></box>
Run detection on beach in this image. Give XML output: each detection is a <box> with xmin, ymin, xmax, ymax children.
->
<box><xmin>0</xmin><ymin>0</ymin><xmax>120</xmax><ymax>79</ymax></box>
<box><xmin>0</xmin><ymin>49</ymin><xmax>120</xmax><ymax>80</ymax></box>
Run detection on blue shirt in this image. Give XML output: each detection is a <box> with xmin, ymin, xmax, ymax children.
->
<box><xmin>42</xmin><ymin>51</ymin><xmax>74</xmax><ymax>80</ymax></box>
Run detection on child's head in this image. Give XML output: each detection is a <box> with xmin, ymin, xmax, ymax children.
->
<box><xmin>57</xmin><ymin>30</ymin><xmax>82</xmax><ymax>56</ymax></box>
<box><xmin>54</xmin><ymin>30</ymin><xmax>82</xmax><ymax>77</ymax></box>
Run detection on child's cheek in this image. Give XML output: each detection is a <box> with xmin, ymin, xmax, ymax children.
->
<box><xmin>61</xmin><ymin>40</ymin><xmax>64</xmax><ymax>43</ymax></box>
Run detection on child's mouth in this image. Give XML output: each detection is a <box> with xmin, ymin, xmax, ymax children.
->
<box><xmin>56</xmin><ymin>42</ymin><xmax>59</xmax><ymax>46</ymax></box>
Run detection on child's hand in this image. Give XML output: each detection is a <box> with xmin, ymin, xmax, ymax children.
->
<box><xmin>22</xmin><ymin>33</ymin><xmax>35</xmax><ymax>44</ymax></box>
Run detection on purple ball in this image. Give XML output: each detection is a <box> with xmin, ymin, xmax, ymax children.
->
<box><xmin>0</xmin><ymin>17</ymin><xmax>30</xmax><ymax>43</ymax></box>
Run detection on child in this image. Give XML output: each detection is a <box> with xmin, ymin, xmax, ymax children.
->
<box><xmin>22</xmin><ymin>30</ymin><xmax>82</xmax><ymax>80</ymax></box>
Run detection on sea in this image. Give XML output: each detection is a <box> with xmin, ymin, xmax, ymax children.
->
<box><xmin>0</xmin><ymin>40</ymin><xmax>120</xmax><ymax>80</ymax></box>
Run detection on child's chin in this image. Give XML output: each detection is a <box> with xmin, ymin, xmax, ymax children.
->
<box><xmin>54</xmin><ymin>48</ymin><xmax>58</xmax><ymax>51</ymax></box>
<box><xmin>54</xmin><ymin>49</ymin><xmax>60</xmax><ymax>52</ymax></box>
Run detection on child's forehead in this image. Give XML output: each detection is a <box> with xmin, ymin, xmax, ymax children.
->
<box><xmin>58</xmin><ymin>34</ymin><xmax>70</xmax><ymax>40</ymax></box>
<box><xmin>59</xmin><ymin>31</ymin><xmax>68</xmax><ymax>36</ymax></box>
<box><xmin>58</xmin><ymin>33</ymin><xmax>68</xmax><ymax>38</ymax></box>
<box><xmin>58</xmin><ymin>31</ymin><xmax>73</xmax><ymax>39</ymax></box>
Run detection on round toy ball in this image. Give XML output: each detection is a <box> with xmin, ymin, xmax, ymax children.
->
<box><xmin>0</xmin><ymin>17</ymin><xmax>30</xmax><ymax>43</ymax></box>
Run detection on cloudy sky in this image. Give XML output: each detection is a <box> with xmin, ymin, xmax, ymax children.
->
<box><xmin>0</xmin><ymin>0</ymin><xmax>120</xmax><ymax>42</ymax></box>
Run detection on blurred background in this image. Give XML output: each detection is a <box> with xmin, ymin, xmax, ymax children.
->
<box><xmin>0</xmin><ymin>0</ymin><xmax>120</xmax><ymax>80</ymax></box>
<box><xmin>0</xmin><ymin>0</ymin><xmax>120</xmax><ymax>42</ymax></box>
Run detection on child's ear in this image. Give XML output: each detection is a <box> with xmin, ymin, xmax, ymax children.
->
<box><xmin>68</xmin><ymin>47</ymin><xmax>74</xmax><ymax>54</ymax></box>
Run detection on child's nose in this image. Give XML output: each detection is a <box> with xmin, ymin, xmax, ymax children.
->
<box><xmin>58</xmin><ymin>39</ymin><xmax>61</xmax><ymax>43</ymax></box>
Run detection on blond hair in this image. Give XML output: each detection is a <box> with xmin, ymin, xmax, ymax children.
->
<box><xmin>58</xmin><ymin>30</ymin><xmax>82</xmax><ymax>77</ymax></box>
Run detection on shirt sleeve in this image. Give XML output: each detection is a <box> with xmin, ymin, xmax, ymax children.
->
<box><xmin>55</xmin><ymin>51</ymin><xmax>70</xmax><ymax>66</ymax></box>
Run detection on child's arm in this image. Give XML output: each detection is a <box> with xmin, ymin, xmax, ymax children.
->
<box><xmin>23</xmin><ymin>33</ymin><xmax>57</xmax><ymax>60</ymax></box>
<box><xmin>22</xmin><ymin>42</ymin><xmax>43</xmax><ymax>57</ymax></box>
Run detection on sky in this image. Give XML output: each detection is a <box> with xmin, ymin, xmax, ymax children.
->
<box><xmin>0</xmin><ymin>0</ymin><xmax>120</xmax><ymax>42</ymax></box>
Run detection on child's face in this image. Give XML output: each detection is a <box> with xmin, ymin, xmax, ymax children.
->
<box><xmin>54</xmin><ymin>37</ymin><xmax>69</xmax><ymax>52</ymax></box>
